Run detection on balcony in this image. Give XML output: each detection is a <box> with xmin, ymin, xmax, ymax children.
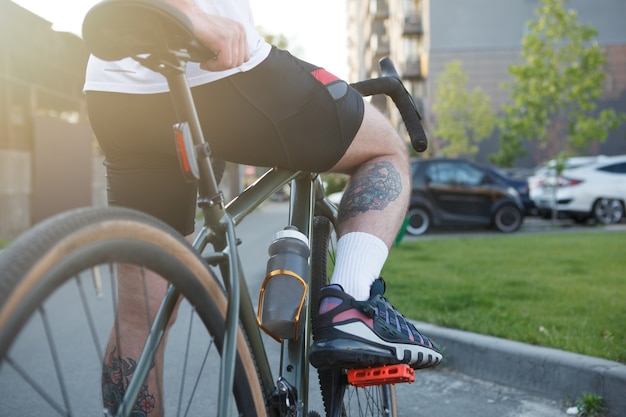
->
<box><xmin>369</xmin><ymin>0</ymin><xmax>389</xmax><ymax>20</ymax></box>
<box><xmin>402</xmin><ymin>58</ymin><xmax>425</xmax><ymax>80</ymax></box>
<box><xmin>370</xmin><ymin>35</ymin><xmax>390</xmax><ymax>57</ymax></box>
<box><xmin>403</xmin><ymin>15</ymin><xmax>424</xmax><ymax>36</ymax></box>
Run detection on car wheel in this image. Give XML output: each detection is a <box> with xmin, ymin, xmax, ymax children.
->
<box><xmin>493</xmin><ymin>205</ymin><xmax>523</xmax><ymax>233</ymax></box>
<box><xmin>406</xmin><ymin>207</ymin><xmax>430</xmax><ymax>236</ymax></box>
<box><xmin>593</xmin><ymin>198</ymin><xmax>624</xmax><ymax>224</ymax></box>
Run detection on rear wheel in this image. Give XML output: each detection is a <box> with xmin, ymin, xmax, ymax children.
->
<box><xmin>492</xmin><ymin>204</ymin><xmax>523</xmax><ymax>233</ymax></box>
<box><xmin>0</xmin><ymin>207</ymin><xmax>266</xmax><ymax>417</ymax></box>
<box><xmin>593</xmin><ymin>198</ymin><xmax>624</xmax><ymax>224</ymax></box>
<box><xmin>310</xmin><ymin>216</ymin><xmax>398</xmax><ymax>417</ymax></box>
<box><xmin>405</xmin><ymin>207</ymin><xmax>430</xmax><ymax>236</ymax></box>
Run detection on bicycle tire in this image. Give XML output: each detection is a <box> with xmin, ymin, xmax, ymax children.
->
<box><xmin>0</xmin><ymin>206</ymin><xmax>266</xmax><ymax>417</ymax></box>
<box><xmin>310</xmin><ymin>216</ymin><xmax>398</xmax><ymax>417</ymax></box>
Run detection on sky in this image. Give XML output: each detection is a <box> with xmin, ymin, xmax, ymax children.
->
<box><xmin>11</xmin><ymin>0</ymin><xmax>349</xmax><ymax>78</ymax></box>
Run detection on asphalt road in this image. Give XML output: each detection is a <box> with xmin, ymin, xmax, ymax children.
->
<box><xmin>0</xmin><ymin>201</ymin><xmax>580</xmax><ymax>416</ymax></box>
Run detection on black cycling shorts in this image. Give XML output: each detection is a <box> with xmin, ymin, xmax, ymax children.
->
<box><xmin>86</xmin><ymin>47</ymin><xmax>365</xmax><ymax>235</ymax></box>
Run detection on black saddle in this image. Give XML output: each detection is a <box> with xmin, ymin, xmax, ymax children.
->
<box><xmin>82</xmin><ymin>0</ymin><xmax>213</xmax><ymax>62</ymax></box>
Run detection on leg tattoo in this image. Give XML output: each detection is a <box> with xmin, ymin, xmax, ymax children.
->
<box><xmin>102</xmin><ymin>346</ymin><xmax>157</xmax><ymax>416</ymax></box>
<box><xmin>339</xmin><ymin>161</ymin><xmax>402</xmax><ymax>222</ymax></box>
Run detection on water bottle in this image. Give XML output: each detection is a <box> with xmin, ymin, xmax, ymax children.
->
<box><xmin>258</xmin><ymin>226</ymin><xmax>310</xmax><ymax>341</ymax></box>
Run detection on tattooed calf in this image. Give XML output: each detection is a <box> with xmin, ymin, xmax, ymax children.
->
<box><xmin>102</xmin><ymin>346</ymin><xmax>157</xmax><ymax>416</ymax></box>
<box><xmin>339</xmin><ymin>161</ymin><xmax>402</xmax><ymax>222</ymax></box>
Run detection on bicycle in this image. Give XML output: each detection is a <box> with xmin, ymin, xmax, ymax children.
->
<box><xmin>0</xmin><ymin>1</ymin><xmax>429</xmax><ymax>416</ymax></box>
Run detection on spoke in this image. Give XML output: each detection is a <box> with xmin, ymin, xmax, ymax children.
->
<box><xmin>6</xmin><ymin>355</ymin><xmax>66</xmax><ymax>416</ymax></box>
<box><xmin>76</xmin><ymin>273</ymin><xmax>104</xmax><ymax>362</ymax></box>
<box><xmin>110</xmin><ymin>264</ymin><xmax>120</xmax><ymax>354</ymax></box>
<box><xmin>183</xmin><ymin>323</ymin><xmax>215</xmax><ymax>417</ymax></box>
<box><xmin>177</xmin><ymin>306</ymin><xmax>194</xmax><ymax>415</ymax></box>
<box><xmin>92</xmin><ymin>266</ymin><xmax>104</xmax><ymax>299</ymax></box>
<box><xmin>41</xmin><ymin>305</ymin><xmax>74</xmax><ymax>417</ymax></box>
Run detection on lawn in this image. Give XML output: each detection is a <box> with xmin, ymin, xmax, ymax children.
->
<box><xmin>382</xmin><ymin>230</ymin><xmax>626</xmax><ymax>364</ymax></box>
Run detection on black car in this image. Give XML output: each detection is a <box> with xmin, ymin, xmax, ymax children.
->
<box><xmin>481</xmin><ymin>165</ymin><xmax>535</xmax><ymax>215</ymax></box>
<box><xmin>406</xmin><ymin>159</ymin><xmax>525</xmax><ymax>235</ymax></box>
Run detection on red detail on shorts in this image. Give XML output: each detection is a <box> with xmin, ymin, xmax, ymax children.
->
<box><xmin>311</xmin><ymin>68</ymin><xmax>340</xmax><ymax>85</ymax></box>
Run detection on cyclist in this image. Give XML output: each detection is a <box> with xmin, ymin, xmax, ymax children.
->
<box><xmin>84</xmin><ymin>0</ymin><xmax>442</xmax><ymax>413</ymax></box>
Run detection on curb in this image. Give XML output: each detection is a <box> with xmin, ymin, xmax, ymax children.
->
<box><xmin>414</xmin><ymin>321</ymin><xmax>626</xmax><ymax>416</ymax></box>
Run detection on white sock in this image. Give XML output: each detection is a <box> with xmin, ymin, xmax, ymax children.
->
<box><xmin>330</xmin><ymin>232</ymin><xmax>389</xmax><ymax>301</ymax></box>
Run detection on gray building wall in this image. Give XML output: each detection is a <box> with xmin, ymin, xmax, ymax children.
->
<box><xmin>425</xmin><ymin>0</ymin><xmax>626</xmax><ymax>166</ymax></box>
<box><xmin>430</xmin><ymin>0</ymin><xmax>626</xmax><ymax>50</ymax></box>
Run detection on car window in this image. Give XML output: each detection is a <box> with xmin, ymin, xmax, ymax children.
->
<box><xmin>427</xmin><ymin>162</ymin><xmax>483</xmax><ymax>186</ymax></box>
<box><xmin>411</xmin><ymin>161</ymin><xmax>421</xmax><ymax>177</ymax></box>
<box><xmin>597</xmin><ymin>162</ymin><xmax>626</xmax><ymax>174</ymax></box>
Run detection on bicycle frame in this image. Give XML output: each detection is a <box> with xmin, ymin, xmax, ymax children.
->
<box><xmin>145</xmin><ymin>57</ymin><xmax>338</xmax><ymax>416</ymax></box>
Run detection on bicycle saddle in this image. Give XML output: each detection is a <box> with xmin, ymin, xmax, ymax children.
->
<box><xmin>82</xmin><ymin>0</ymin><xmax>213</xmax><ymax>62</ymax></box>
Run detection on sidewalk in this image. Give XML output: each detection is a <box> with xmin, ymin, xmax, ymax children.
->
<box><xmin>413</xmin><ymin>320</ymin><xmax>626</xmax><ymax>416</ymax></box>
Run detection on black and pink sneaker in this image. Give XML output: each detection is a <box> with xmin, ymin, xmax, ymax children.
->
<box><xmin>310</xmin><ymin>278</ymin><xmax>443</xmax><ymax>370</ymax></box>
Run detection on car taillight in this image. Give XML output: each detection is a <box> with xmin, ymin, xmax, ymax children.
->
<box><xmin>558</xmin><ymin>176</ymin><xmax>584</xmax><ymax>187</ymax></box>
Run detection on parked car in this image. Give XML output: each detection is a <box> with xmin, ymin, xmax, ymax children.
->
<box><xmin>406</xmin><ymin>159</ymin><xmax>525</xmax><ymax>235</ymax></box>
<box><xmin>528</xmin><ymin>155</ymin><xmax>607</xmax><ymax>207</ymax></box>
<box><xmin>482</xmin><ymin>165</ymin><xmax>535</xmax><ymax>215</ymax></box>
<box><xmin>531</xmin><ymin>155</ymin><xmax>626</xmax><ymax>224</ymax></box>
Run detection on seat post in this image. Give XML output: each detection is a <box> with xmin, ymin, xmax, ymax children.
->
<box><xmin>166</xmin><ymin>69</ymin><xmax>221</xmax><ymax>198</ymax></box>
<box><xmin>165</xmin><ymin>66</ymin><xmax>227</xmax><ymax>226</ymax></box>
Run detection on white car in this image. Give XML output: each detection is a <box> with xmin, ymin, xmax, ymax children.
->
<box><xmin>528</xmin><ymin>155</ymin><xmax>607</xmax><ymax>202</ymax></box>
<box><xmin>531</xmin><ymin>155</ymin><xmax>626</xmax><ymax>224</ymax></box>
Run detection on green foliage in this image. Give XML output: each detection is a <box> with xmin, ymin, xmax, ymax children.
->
<box><xmin>432</xmin><ymin>60</ymin><xmax>495</xmax><ymax>157</ymax></box>
<box><xmin>576</xmin><ymin>392</ymin><xmax>607</xmax><ymax>417</ymax></box>
<box><xmin>382</xmin><ymin>232</ymin><xmax>626</xmax><ymax>363</ymax></box>
<box><xmin>322</xmin><ymin>173</ymin><xmax>349</xmax><ymax>196</ymax></box>
<box><xmin>493</xmin><ymin>0</ymin><xmax>626</xmax><ymax>166</ymax></box>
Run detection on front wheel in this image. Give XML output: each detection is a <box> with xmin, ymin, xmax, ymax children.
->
<box><xmin>593</xmin><ymin>198</ymin><xmax>624</xmax><ymax>224</ymax></box>
<box><xmin>492</xmin><ymin>204</ymin><xmax>523</xmax><ymax>233</ymax></box>
<box><xmin>310</xmin><ymin>216</ymin><xmax>398</xmax><ymax>417</ymax></box>
<box><xmin>0</xmin><ymin>207</ymin><xmax>266</xmax><ymax>417</ymax></box>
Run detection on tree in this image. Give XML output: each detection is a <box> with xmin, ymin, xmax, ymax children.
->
<box><xmin>491</xmin><ymin>0</ymin><xmax>626</xmax><ymax>167</ymax></box>
<box><xmin>432</xmin><ymin>60</ymin><xmax>495</xmax><ymax>158</ymax></box>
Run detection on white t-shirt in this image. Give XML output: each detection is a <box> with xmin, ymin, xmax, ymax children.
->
<box><xmin>83</xmin><ymin>0</ymin><xmax>272</xmax><ymax>94</ymax></box>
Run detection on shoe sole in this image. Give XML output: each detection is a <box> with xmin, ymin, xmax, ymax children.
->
<box><xmin>310</xmin><ymin>321</ymin><xmax>442</xmax><ymax>370</ymax></box>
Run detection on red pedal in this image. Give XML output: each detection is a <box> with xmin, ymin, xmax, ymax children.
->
<box><xmin>347</xmin><ymin>364</ymin><xmax>415</xmax><ymax>387</ymax></box>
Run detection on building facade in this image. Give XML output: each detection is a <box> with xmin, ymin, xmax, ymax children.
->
<box><xmin>0</xmin><ymin>0</ymin><xmax>101</xmax><ymax>239</ymax></box>
<box><xmin>347</xmin><ymin>0</ymin><xmax>626</xmax><ymax>167</ymax></box>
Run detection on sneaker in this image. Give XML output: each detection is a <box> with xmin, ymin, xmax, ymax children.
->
<box><xmin>310</xmin><ymin>278</ymin><xmax>442</xmax><ymax>370</ymax></box>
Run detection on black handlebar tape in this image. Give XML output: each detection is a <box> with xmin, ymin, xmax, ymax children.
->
<box><xmin>350</xmin><ymin>59</ymin><xmax>428</xmax><ymax>153</ymax></box>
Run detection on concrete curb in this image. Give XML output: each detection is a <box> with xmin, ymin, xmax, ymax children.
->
<box><xmin>414</xmin><ymin>321</ymin><xmax>626</xmax><ymax>416</ymax></box>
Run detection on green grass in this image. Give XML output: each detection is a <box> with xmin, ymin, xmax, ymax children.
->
<box><xmin>382</xmin><ymin>231</ymin><xmax>626</xmax><ymax>364</ymax></box>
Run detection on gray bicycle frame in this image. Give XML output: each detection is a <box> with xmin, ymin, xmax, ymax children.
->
<box><xmin>121</xmin><ymin>52</ymin><xmax>339</xmax><ymax>417</ymax></box>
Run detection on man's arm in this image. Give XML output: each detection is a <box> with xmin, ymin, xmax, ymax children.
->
<box><xmin>163</xmin><ymin>0</ymin><xmax>250</xmax><ymax>71</ymax></box>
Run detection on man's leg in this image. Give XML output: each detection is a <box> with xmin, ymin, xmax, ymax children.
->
<box><xmin>102</xmin><ymin>265</ymin><xmax>170</xmax><ymax>417</ymax></box>
<box><xmin>326</xmin><ymin>100</ymin><xmax>410</xmax><ymax>301</ymax></box>
<box><xmin>310</xmin><ymin>99</ymin><xmax>442</xmax><ymax>370</ymax></box>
